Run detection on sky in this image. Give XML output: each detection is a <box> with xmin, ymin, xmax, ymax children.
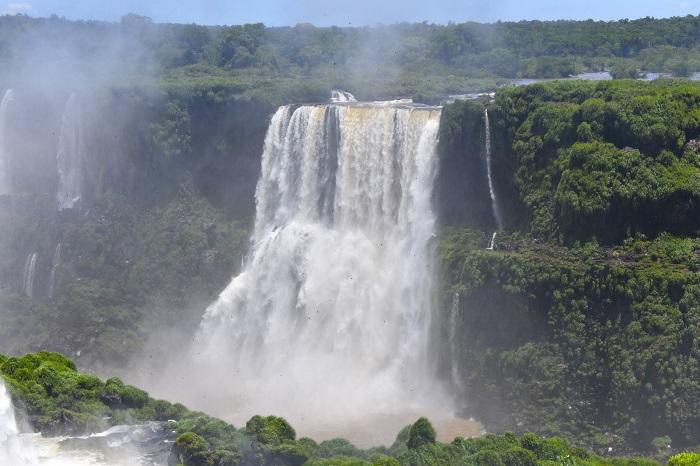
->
<box><xmin>1</xmin><ymin>0</ymin><xmax>698</xmax><ymax>27</ymax></box>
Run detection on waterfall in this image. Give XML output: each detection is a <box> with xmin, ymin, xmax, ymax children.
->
<box><xmin>22</xmin><ymin>253</ymin><xmax>37</xmax><ymax>298</ymax></box>
<box><xmin>195</xmin><ymin>103</ymin><xmax>445</xmax><ymax>424</ymax></box>
<box><xmin>330</xmin><ymin>90</ymin><xmax>357</xmax><ymax>102</ymax></box>
<box><xmin>56</xmin><ymin>93</ymin><xmax>83</xmax><ymax>210</ymax></box>
<box><xmin>48</xmin><ymin>243</ymin><xmax>61</xmax><ymax>298</ymax></box>
<box><xmin>449</xmin><ymin>292</ymin><xmax>463</xmax><ymax>394</ymax></box>
<box><xmin>0</xmin><ymin>378</ymin><xmax>38</xmax><ymax>465</ymax></box>
<box><xmin>0</xmin><ymin>89</ymin><xmax>12</xmax><ymax>195</ymax></box>
<box><xmin>484</xmin><ymin>109</ymin><xmax>503</xmax><ymax>233</ymax></box>
<box><xmin>486</xmin><ymin>231</ymin><xmax>497</xmax><ymax>250</ymax></box>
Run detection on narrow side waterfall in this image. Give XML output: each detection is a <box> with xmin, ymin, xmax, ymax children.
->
<box><xmin>0</xmin><ymin>378</ymin><xmax>37</xmax><ymax>465</ymax></box>
<box><xmin>0</xmin><ymin>89</ymin><xmax>12</xmax><ymax>195</ymax></box>
<box><xmin>449</xmin><ymin>292</ymin><xmax>463</xmax><ymax>394</ymax></box>
<box><xmin>484</xmin><ymin>109</ymin><xmax>502</xmax><ymax>232</ymax></box>
<box><xmin>22</xmin><ymin>253</ymin><xmax>37</xmax><ymax>298</ymax></box>
<box><xmin>486</xmin><ymin>231</ymin><xmax>497</xmax><ymax>250</ymax></box>
<box><xmin>194</xmin><ymin>103</ymin><xmax>449</xmax><ymax>432</ymax></box>
<box><xmin>48</xmin><ymin>243</ymin><xmax>61</xmax><ymax>299</ymax></box>
<box><xmin>56</xmin><ymin>93</ymin><xmax>83</xmax><ymax>210</ymax></box>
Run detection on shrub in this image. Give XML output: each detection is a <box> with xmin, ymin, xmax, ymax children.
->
<box><xmin>172</xmin><ymin>432</ymin><xmax>213</xmax><ymax>466</ymax></box>
<box><xmin>246</xmin><ymin>415</ymin><xmax>296</xmax><ymax>446</ymax></box>
<box><xmin>668</xmin><ymin>452</ymin><xmax>700</xmax><ymax>466</ymax></box>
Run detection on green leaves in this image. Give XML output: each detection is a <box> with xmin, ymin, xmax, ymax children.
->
<box><xmin>441</xmin><ymin>225</ymin><xmax>700</xmax><ymax>450</ymax></box>
<box><xmin>149</xmin><ymin>100</ymin><xmax>192</xmax><ymax>159</ymax></box>
<box><xmin>407</xmin><ymin>417</ymin><xmax>437</xmax><ymax>450</ymax></box>
<box><xmin>490</xmin><ymin>80</ymin><xmax>700</xmax><ymax>242</ymax></box>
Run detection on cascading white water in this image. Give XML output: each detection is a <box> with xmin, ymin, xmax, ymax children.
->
<box><xmin>484</xmin><ymin>109</ymin><xmax>502</xmax><ymax>248</ymax></box>
<box><xmin>56</xmin><ymin>93</ymin><xmax>83</xmax><ymax>210</ymax></box>
<box><xmin>195</xmin><ymin>103</ymin><xmax>449</xmax><ymax>432</ymax></box>
<box><xmin>48</xmin><ymin>243</ymin><xmax>61</xmax><ymax>299</ymax></box>
<box><xmin>22</xmin><ymin>253</ymin><xmax>37</xmax><ymax>298</ymax></box>
<box><xmin>330</xmin><ymin>90</ymin><xmax>357</xmax><ymax>103</ymax></box>
<box><xmin>486</xmin><ymin>231</ymin><xmax>497</xmax><ymax>250</ymax></box>
<box><xmin>0</xmin><ymin>378</ymin><xmax>38</xmax><ymax>465</ymax></box>
<box><xmin>0</xmin><ymin>89</ymin><xmax>13</xmax><ymax>195</ymax></box>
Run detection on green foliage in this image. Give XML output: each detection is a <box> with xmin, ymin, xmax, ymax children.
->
<box><xmin>650</xmin><ymin>436</ymin><xmax>672</xmax><ymax>451</ymax></box>
<box><xmin>245</xmin><ymin>415</ymin><xmax>296</xmax><ymax>446</ymax></box>
<box><xmin>407</xmin><ymin>417</ymin><xmax>437</xmax><ymax>449</ymax></box>
<box><xmin>668</xmin><ymin>452</ymin><xmax>700</xmax><ymax>466</ymax></box>
<box><xmin>486</xmin><ymin>80</ymin><xmax>700</xmax><ymax>242</ymax></box>
<box><xmin>0</xmin><ymin>176</ymin><xmax>251</xmax><ymax>369</ymax></box>
<box><xmin>304</xmin><ymin>458</ymin><xmax>371</xmax><ymax>466</ymax></box>
<box><xmin>173</xmin><ymin>432</ymin><xmax>214</xmax><ymax>466</ymax></box>
<box><xmin>149</xmin><ymin>100</ymin><xmax>192</xmax><ymax>158</ymax></box>
<box><xmin>440</xmin><ymin>228</ymin><xmax>700</xmax><ymax>452</ymax></box>
<box><xmin>0</xmin><ymin>357</ymin><xmax>665</xmax><ymax>465</ymax></box>
<box><xmin>372</xmin><ymin>457</ymin><xmax>399</xmax><ymax>466</ymax></box>
<box><xmin>0</xmin><ymin>351</ymin><xmax>190</xmax><ymax>437</ymax></box>
<box><xmin>7</xmin><ymin>13</ymin><xmax>700</xmax><ymax>104</ymax></box>
<box><xmin>610</xmin><ymin>63</ymin><xmax>641</xmax><ymax>79</ymax></box>
<box><xmin>317</xmin><ymin>438</ymin><xmax>364</xmax><ymax>459</ymax></box>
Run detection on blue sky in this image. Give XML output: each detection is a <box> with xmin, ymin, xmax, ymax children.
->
<box><xmin>2</xmin><ymin>0</ymin><xmax>699</xmax><ymax>26</ymax></box>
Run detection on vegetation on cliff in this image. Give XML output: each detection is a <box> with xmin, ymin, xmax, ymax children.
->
<box><xmin>0</xmin><ymin>83</ymin><xmax>268</xmax><ymax>371</ymax></box>
<box><xmin>437</xmin><ymin>79</ymin><xmax>700</xmax><ymax>459</ymax></box>
<box><xmin>0</xmin><ymin>351</ymin><xmax>187</xmax><ymax>435</ymax></box>
<box><xmin>489</xmin><ymin>79</ymin><xmax>700</xmax><ymax>243</ymax></box>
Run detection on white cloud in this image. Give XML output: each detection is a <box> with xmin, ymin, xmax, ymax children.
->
<box><xmin>4</xmin><ymin>2</ymin><xmax>32</xmax><ymax>14</ymax></box>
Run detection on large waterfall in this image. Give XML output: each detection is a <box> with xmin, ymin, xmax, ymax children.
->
<box><xmin>56</xmin><ymin>93</ymin><xmax>83</xmax><ymax>210</ymax></box>
<box><xmin>194</xmin><ymin>102</ymin><xmax>452</xmax><ymax>437</ymax></box>
<box><xmin>0</xmin><ymin>89</ymin><xmax>12</xmax><ymax>195</ymax></box>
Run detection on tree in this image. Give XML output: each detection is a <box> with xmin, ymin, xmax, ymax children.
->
<box><xmin>610</xmin><ymin>61</ymin><xmax>640</xmax><ymax>78</ymax></box>
<box><xmin>407</xmin><ymin>417</ymin><xmax>436</xmax><ymax>449</ymax></box>
<box><xmin>120</xmin><ymin>13</ymin><xmax>153</xmax><ymax>27</ymax></box>
<box><xmin>150</xmin><ymin>100</ymin><xmax>192</xmax><ymax>159</ymax></box>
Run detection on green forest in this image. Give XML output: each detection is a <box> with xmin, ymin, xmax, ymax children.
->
<box><xmin>4</xmin><ymin>12</ymin><xmax>700</xmax><ymax>102</ymax></box>
<box><xmin>436</xmin><ymin>79</ymin><xmax>700</xmax><ymax>462</ymax></box>
<box><xmin>2</xmin><ymin>11</ymin><xmax>700</xmax><ymax>466</ymax></box>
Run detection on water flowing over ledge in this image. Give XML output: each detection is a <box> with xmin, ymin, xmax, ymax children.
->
<box><xmin>190</xmin><ymin>101</ymin><xmax>465</xmax><ymax>440</ymax></box>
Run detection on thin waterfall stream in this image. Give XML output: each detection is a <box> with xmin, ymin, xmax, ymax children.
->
<box><xmin>56</xmin><ymin>93</ymin><xmax>83</xmax><ymax>211</ymax></box>
<box><xmin>484</xmin><ymin>108</ymin><xmax>502</xmax><ymax>249</ymax></box>
<box><xmin>0</xmin><ymin>89</ymin><xmax>12</xmax><ymax>195</ymax></box>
